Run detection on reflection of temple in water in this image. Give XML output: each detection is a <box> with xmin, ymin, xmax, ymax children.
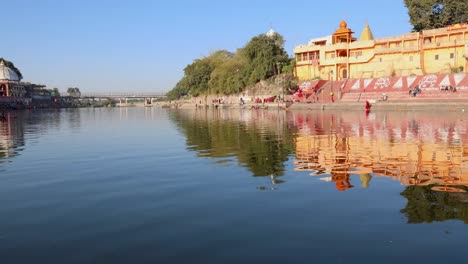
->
<box><xmin>290</xmin><ymin>111</ymin><xmax>468</xmax><ymax>192</ymax></box>
<box><xmin>0</xmin><ymin>112</ymin><xmax>25</xmax><ymax>160</ymax></box>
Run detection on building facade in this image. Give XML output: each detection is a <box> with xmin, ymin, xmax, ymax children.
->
<box><xmin>294</xmin><ymin>21</ymin><xmax>468</xmax><ymax>81</ymax></box>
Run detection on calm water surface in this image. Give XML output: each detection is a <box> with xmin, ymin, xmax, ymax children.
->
<box><xmin>1</xmin><ymin>107</ymin><xmax>468</xmax><ymax>263</ymax></box>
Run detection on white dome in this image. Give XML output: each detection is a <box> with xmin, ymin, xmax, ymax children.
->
<box><xmin>0</xmin><ymin>61</ymin><xmax>20</xmax><ymax>81</ymax></box>
<box><xmin>266</xmin><ymin>28</ymin><xmax>276</xmax><ymax>37</ymax></box>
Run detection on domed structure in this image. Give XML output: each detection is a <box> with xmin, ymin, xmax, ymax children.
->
<box><xmin>266</xmin><ymin>27</ymin><xmax>276</xmax><ymax>37</ymax></box>
<box><xmin>0</xmin><ymin>61</ymin><xmax>20</xmax><ymax>82</ymax></box>
<box><xmin>333</xmin><ymin>20</ymin><xmax>356</xmax><ymax>44</ymax></box>
<box><xmin>339</xmin><ymin>20</ymin><xmax>347</xmax><ymax>29</ymax></box>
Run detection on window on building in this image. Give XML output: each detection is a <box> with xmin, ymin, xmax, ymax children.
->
<box><xmin>379</xmin><ymin>58</ymin><xmax>382</xmax><ymax>62</ymax></box>
<box><xmin>435</xmin><ymin>54</ymin><xmax>439</xmax><ymax>60</ymax></box>
<box><xmin>409</xmin><ymin>56</ymin><xmax>413</xmax><ymax>61</ymax></box>
<box><xmin>450</xmin><ymin>53</ymin><xmax>454</xmax><ymax>59</ymax></box>
<box><xmin>296</xmin><ymin>54</ymin><xmax>302</xmax><ymax>62</ymax></box>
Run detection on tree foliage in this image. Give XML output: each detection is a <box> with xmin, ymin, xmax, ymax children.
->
<box><xmin>166</xmin><ymin>32</ymin><xmax>293</xmax><ymax>99</ymax></box>
<box><xmin>241</xmin><ymin>33</ymin><xmax>289</xmax><ymax>85</ymax></box>
<box><xmin>47</xmin><ymin>88</ymin><xmax>60</xmax><ymax>97</ymax></box>
<box><xmin>0</xmin><ymin>58</ymin><xmax>23</xmax><ymax>80</ymax></box>
<box><xmin>404</xmin><ymin>0</ymin><xmax>468</xmax><ymax>31</ymax></box>
<box><xmin>67</xmin><ymin>87</ymin><xmax>81</xmax><ymax>98</ymax></box>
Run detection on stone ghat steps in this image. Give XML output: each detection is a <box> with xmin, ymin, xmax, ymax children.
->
<box><xmin>341</xmin><ymin>91</ymin><xmax>468</xmax><ymax>102</ymax></box>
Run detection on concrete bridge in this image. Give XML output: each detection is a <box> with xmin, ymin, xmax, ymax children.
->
<box><xmin>81</xmin><ymin>92</ymin><xmax>167</xmax><ymax>99</ymax></box>
<box><xmin>80</xmin><ymin>92</ymin><xmax>167</xmax><ymax>106</ymax></box>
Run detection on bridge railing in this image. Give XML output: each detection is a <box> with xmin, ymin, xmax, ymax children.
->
<box><xmin>81</xmin><ymin>92</ymin><xmax>167</xmax><ymax>98</ymax></box>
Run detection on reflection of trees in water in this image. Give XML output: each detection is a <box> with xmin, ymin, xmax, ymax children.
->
<box><xmin>401</xmin><ymin>185</ymin><xmax>468</xmax><ymax>224</ymax></box>
<box><xmin>168</xmin><ymin>110</ymin><xmax>296</xmax><ymax>177</ymax></box>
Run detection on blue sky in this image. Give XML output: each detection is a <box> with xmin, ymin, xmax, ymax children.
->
<box><xmin>2</xmin><ymin>0</ymin><xmax>411</xmax><ymax>93</ymax></box>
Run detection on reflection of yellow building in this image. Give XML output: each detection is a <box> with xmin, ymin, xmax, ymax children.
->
<box><xmin>294</xmin><ymin>21</ymin><xmax>468</xmax><ymax>81</ymax></box>
<box><xmin>294</xmin><ymin>132</ymin><xmax>468</xmax><ymax>192</ymax></box>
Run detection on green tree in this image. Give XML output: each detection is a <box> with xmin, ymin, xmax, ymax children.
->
<box><xmin>281</xmin><ymin>58</ymin><xmax>296</xmax><ymax>74</ymax></box>
<box><xmin>242</xmin><ymin>32</ymin><xmax>289</xmax><ymax>85</ymax></box>
<box><xmin>67</xmin><ymin>87</ymin><xmax>81</xmax><ymax>98</ymax></box>
<box><xmin>0</xmin><ymin>58</ymin><xmax>23</xmax><ymax>80</ymax></box>
<box><xmin>184</xmin><ymin>58</ymin><xmax>214</xmax><ymax>96</ymax></box>
<box><xmin>166</xmin><ymin>32</ymin><xmax>291</xmax><ymax>98</ymax></box>
<box><xmin>166</xmin><ymin>78</ymin><xmax>189</xmax><ymax>100</ymax></box>
<box><xmin>49</xmin><ymin>88</ymin><xmax>60</xmax><ymax>97</ymax></box>
<box><xmin>404</xmin><ymin>0</ymin><xmax>468</xmax><ymax>31</ymax></box>
<box><xmin>209</xmin><ymin>53</ymin><xmax>247</xmax><ymax>95</ymax></box>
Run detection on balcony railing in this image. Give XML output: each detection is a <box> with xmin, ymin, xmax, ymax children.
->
<box><xmin>294</xmin><ymin>45</ymin><xmax>321</xmax><ymax>53</ymax></box>
<box><xmin>401</xmin><ymin>46</ymin><xmax>419</xmax><ymax>53</ymax></box>
<box><xmin>423</xmin><ymin>28</ymin><xmax>450</xmax><ymax>36</ymax></box>
<box><xmin>423</xmin><ymin>40</ymin><xmax>466</xmax><ymax>49</ymax></box>
<box><xmin>348</xmin><ymin>40</ymin><xmax>374</xmax><ymax>49</ymax></box>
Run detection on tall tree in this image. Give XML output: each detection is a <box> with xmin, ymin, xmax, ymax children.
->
<box><xmin>208</xmin><ymin>53</ymin><xmax>247</xmax><ymax>95</ymax></box>
<box><xmin>241</xmin><ymin>33</ymin><xmax>289</xmax><ymax>85</ymax></box>
<box><xmin>404</xmin><ymin>0</ymin><xmax>468</xmax><ymax>31</ymax></box>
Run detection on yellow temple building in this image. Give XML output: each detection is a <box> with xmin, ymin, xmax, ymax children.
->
<box><xmin>294</xmin><ymin>21</ymin><xmax>468</xmax><ymax>81</ymax></box>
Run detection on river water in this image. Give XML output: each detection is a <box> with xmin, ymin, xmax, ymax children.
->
<box><xmin>1</xmin><ymin>107</ymin><xmax>468</xmax><ymax>263</ymax></box>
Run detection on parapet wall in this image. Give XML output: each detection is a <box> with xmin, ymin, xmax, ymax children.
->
<box><xmin>340</xmin><ymin>73</ymin><xmax>468</xmax><ymax>93</ymax></box>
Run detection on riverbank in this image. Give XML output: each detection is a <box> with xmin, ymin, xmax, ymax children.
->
<box><xmin>157</xmin><ymin>100</ymin><xmax>468</xmax><ymax>111</ymax></box>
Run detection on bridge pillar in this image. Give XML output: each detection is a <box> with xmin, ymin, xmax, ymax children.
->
<box><xmin>119</xmin><ymin>98</ymin><xmax>122</xmax><ymax>107</ymax></box>
<box><xmin>125</xmin><ymin>98</ymin><xmax>128</xmax><ymax>106</ymax></box>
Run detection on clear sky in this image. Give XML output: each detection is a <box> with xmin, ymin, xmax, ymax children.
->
<box><xmin>2</xmin><ymin>0</ymin><xmax>411</xmax><ymax>93</ymax></box>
